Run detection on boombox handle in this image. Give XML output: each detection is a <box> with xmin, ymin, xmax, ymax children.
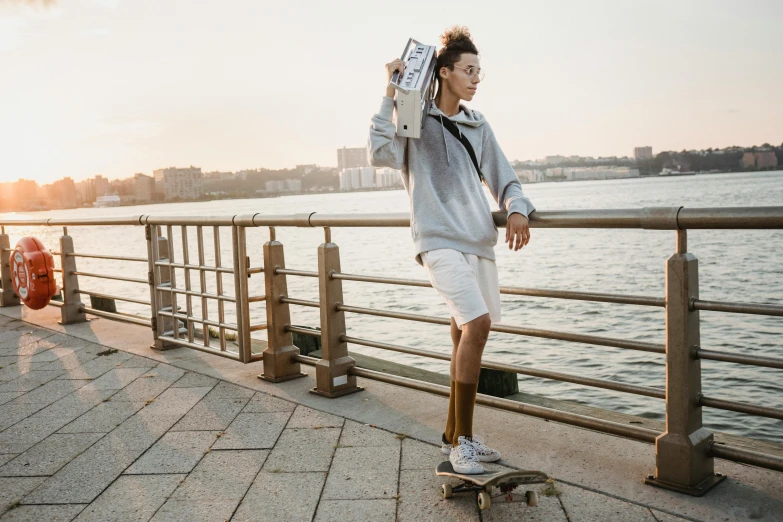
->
<box><xmin>389</xmin><ymin>38</ymin><xmax>418</xmax><ymax>96</ymax></box>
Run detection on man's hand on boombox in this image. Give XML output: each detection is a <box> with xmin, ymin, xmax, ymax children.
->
<box><xmin>506</xmin><ymin>213</ymin><xmax>531</xmax><ymax>252</ymax></box>
<box><xmin>385</xmin><ymin>58</ymin><xmax>404</xmax><ymax>98</ymax></box>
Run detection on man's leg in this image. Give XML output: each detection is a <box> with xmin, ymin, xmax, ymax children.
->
<box><xmin>444</xmin><ymin>318</ymin><xmax>462</xmax><ymax>445</ymax></box>
<box><xmin>453</xmin><ymin>313</ymin><xmax>491</xmax><ymax>442</ymax></box>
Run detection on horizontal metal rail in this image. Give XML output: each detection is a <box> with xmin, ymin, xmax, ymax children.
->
<box><xmin>154</xmin><ymin>260</ymin><xmax>233</xmax><ymax>274</ymax></box>
<box><xmin>248</xmin><ymin>267</ymin><xmax>264</xmax><ymax>275</ymax></box>
<box><xmin>157</xmin><ymin>310</ymin><xmax>238</xmax><ymax>331</ymax></box>
<box><xmin>47</xmin><ymin>300</ymin><xmax>64</xmax><ymax>308</ymax></box>
<box><xmin>700</xmin><ymin>396</ymin><xmax>783</xmax><ymax>421</ymax></box>
<box><xmin>248</xmin><ymin>295</ymin><xmax>266</xmax><ymax>303</ymax></box>
<box><xmin>276</xmin><ymin>268</ymin><xmax>318</xmax><ymax>278</ymax></box>
<box><xmin>71</xmin><ymin>271</ymin><xmax>147</xmax><ymax>285</ymax></box>
<box><xmin>80</xmin><ymin>306</ymin><xmax>150</xmax><ymax>327</ymax></box>
<box><xmin>710</xmin><ymin>443</ymin><xmax>783</xmax><ymax>472</ymax></box>
<box><xmin>1</xmin><ymin>206</ymin><xmax>782</xmax><ymax>230</ymax></box>
<box><xmin>249</xmin><ymin>323</ymin><xmax>268</xmax><ymax>332</ymax></box>
<box><xmin>77</xmin><ymin>289</ymin><xmax>151</xmax><ymax>307</ymax></box>
<box><xmin>157</xmin><ymin>335</ymin><xmax>241</xmax><ymax>361</ymax></box>
<box><xmin>280</xmin><ymin>297</ymin><xmax>320</xmax><ymax>308</ymax></box>
<box><xmin>337</xmin><ymin>304</ymin><xmax>665</xmax><ymax>354</ymax></box>
<box><xmin>332</xmin><ymin>272</ymin><xmax>665</xmax><ymax>308</ymax></box>
<box><xmin>696</xmin><ymin>348</ymin><xmax>783</xmax><ymax>370</ymax></box>
<box><xmin>341</xmin><ymin>335</ymin><xmax>665</xmax><ymax>399</ymax></box>
<box><xmin>343</xmin><ymin>364</ymin><xmax>661</xmax><ymax>443</ymax></box>
<box><xmin>156</xmin><ymin>285</ymin><xmax>236</xmax><ymax>303</ymax></box>
<box><xmin>52</xmin><ymin>268</ymin><xmax>62</xmax><ymax>273</ymax></box>
<box><xmin>67</xmin><ymin>252</ymin><xmax>147</xmax><ymax>263</ymax></box>
<box><xmin>692</xmin><ymin>298</ymin><xmax>783</xmax><ymax>317</ymax></box>
<box><xmin>286</xmin><ymin>325</ymin><xmax>322</xmax><ymax>337</ymax></box>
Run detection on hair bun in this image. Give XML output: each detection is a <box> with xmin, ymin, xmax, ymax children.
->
<box><xmin>440</xmin><ymin>25</ymin><xmax>474</xmax><ymax>49</ymax></box>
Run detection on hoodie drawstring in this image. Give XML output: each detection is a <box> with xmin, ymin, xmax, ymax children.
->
<box><xmin>439</xmin><ymin>115</ymin><xmax>450</xmax><ymax>166</ymax></box>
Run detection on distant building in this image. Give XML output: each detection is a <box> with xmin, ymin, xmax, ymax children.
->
<box><xmin>337</xmin><ymin>147</ymin><xmax>369</xmax><ymax>170</ymax></box>
<box><xmin>204</xmin><ymin>171</ymin><xmax>236</xmax><ymax>181</ymax></box>
<box><xmin>634</xmin><ymin>146</ymin><xmax>653</xmax><ymax>161</ymax></box>
<box><xmin>265</xmin><ymin>179</ymin><xmax>302</xmax><ymax>193</ymax></box>
<box><xmin>133</xmin><ymin>173</ymin><xmax>155</xmax><ymax>203</ymax></box>
<box><xmin>740</xmin><ymin>152</ymin><xmax>756</xmax><ymax>169</ymax></box>
<box><xmin>375</xmin><ymin>168</ymin><xmax>403</xmax><ymax>188</ymax></box>
<box><xmin>45</xmin><ymin>177</ymin><xmax>77</xmax><ymax>208</ymax></box>
<box><xmin>515</xmin><ymin>169</ymin><xmax>545</xmax><ymax>183</ymax></box>
<box><xmin>93</xmin><ymin>175</ymin><xmax>110</xmax><ymax>198</ymax></box>
<box><xmin>544</xmin><ymin>155</ymin><xmax>567</xmax><ymax>165</ymax></box>
<box><xmin>153</xmin><ymin>167</ymin><xmax>204</xmax><ymax>201</ymax></box>
<box><xmin>13</xmin><ymin>179</ymin><xmax>40</xmax><ymax>209</ymax></box>
<box><xmin>339</xmin><ymin>167</ymin><xmax>376</xmax><ymax>191</ymax></box>
<box><xmin>755</xmin><ymin>151</ymin><xmax>778</xmax><ymax>169</ymax></box>
<box><xmin>563</xmin><ymin>167</ymin><xmax>640</xmax><ymax>181</ymax></box>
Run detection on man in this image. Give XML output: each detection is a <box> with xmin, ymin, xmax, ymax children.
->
<box><xmin>368</xmin><ymin>26</ymin><xmax>535</xmax><ymax>474</ymax></box>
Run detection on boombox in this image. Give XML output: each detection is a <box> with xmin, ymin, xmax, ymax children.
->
<box><xmin>389</xmin><ymin>38</ymin><xmax>437</xmax><ymax>139</ymax></box>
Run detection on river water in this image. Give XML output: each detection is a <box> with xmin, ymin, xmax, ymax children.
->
<box><xmin>3</xmin><ymin>171</ymin><xmax>782</xmax><ymax>442</ymax></box>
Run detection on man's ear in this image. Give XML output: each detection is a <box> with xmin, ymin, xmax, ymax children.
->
<box><xmin>439</xmin><ymin>66</ymin><xmax>449</xmax><ymax>80</ymax></box>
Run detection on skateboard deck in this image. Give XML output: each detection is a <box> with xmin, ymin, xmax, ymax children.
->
<box><xmin>435</xmin><ymin>461</ymin><xmax>548</xmax><ymax>511</ymax></box>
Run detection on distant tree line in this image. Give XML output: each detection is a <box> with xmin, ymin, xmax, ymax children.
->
<box><xmin>638</xmin><ymin>143</ymin><xmax>783</xmax><ymax>176</ymax></box>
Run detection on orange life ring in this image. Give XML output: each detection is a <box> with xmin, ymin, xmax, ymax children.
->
<box><xmin>11</xmin><ymin>237</ymin><xmax>57</xmax><ymax>310</ymax></box>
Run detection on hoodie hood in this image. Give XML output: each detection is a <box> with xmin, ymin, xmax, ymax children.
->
<box><xmin>429</xmin><ymin>102</ymin><xmax>486</xmax><ymax>128</ymax></box>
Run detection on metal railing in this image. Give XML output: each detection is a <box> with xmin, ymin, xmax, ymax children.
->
<box><xmin>0</xmin><ymin>206</ymin><xmax>781</xmax><ymax>496</ymax></box>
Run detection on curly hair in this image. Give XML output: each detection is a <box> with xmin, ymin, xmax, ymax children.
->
<box><xmin>436</xmin><ymin>25</ymin><xmax>479</xmax><ymax>75</ymax></box>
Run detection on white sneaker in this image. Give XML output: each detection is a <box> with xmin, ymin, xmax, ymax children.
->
<box><xmin>467</xmin><ymin>435</ymin><xmax>501</xmax><ymax>462</ymax></box>
<box><xmin>441</xmin><ymin>433</ymin><xmax>452</xmax><ymax>455</ymax></box>
<box><xmin>449</xmin><ymin>436</ymin><xmax>484</xmax><ymax>474</ymax></box>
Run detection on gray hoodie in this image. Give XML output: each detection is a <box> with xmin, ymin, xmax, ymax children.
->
<box><xmin>368</xmin><ymin>96</ymin><xmax>535</xmax><ymax>264</ymax></box>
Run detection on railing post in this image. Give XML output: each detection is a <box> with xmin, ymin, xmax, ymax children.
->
<box><xmin>646</xmin><ymin>229</ymin><xmax>725</xmax><ymax>495</ymax></box>
<box><xmin>0</xmin><ymin>227</ymin><xmax>20</xmax><ymax>307</ymax></box>
<box><xmin>59</xmin><ymin>228</ymin><xmax>87</xmax><ymax>324</ymax></box>
<box><xmin>313</xmin><ymin>229</ymin><xmax>362</xmax><ymax>397</ymax></box>
<box><xmin>259</xmin><ymin>228</ymin><xmax>305</xmax><ymax>382</ymax></box>
<box><xmin>150</xmin><ymin>226</ymin><xmax>176</xmax><ymax>350</ymax></box>
<box><xmin>232</xmin><ymin>225</ymin><xmax>252</xmax><ymax>363</ymax></box>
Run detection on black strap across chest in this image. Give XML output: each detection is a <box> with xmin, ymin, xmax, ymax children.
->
<box><xmin>429</xmin><ymin>114</ymin><xmax>484</xmax><ymax>181</ymax></box>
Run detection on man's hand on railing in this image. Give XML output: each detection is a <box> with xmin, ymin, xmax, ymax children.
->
<box><xmin>506</xmin><ymin>213</ymin><xmax>530</xmax><ymax>251</ymax></box>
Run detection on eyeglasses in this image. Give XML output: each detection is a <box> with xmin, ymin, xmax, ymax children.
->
<box><xmin>452</xmin><ymin>64</ymin><xmax>485</xmax><ymax>81</ymax></box>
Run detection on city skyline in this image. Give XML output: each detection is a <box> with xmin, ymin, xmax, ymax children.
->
<box><xmin>1</xmin><ymin>1</ymin><xmax>781</xmax><ymax>184</ymax></box>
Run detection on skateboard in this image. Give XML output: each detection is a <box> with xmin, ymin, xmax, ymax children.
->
<box><xmin>435</xmin><ymin>461</ymin><xmax>548</xmax><ymax>511</ymax></box>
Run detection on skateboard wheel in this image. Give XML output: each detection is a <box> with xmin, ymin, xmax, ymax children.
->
<box><xmin>477</xmin><ymin>491</ymin><xmax>491</xmax><ymax>511</ymax></box>
<box><xmin>525</xmin><ymin>490</ymin><xmax>538</xmax><ymax>507</ymax></box>
<box><xmin>441</xmin><ymin>484</ymin><xmax>453</xmax><ymax>500</ymax></box>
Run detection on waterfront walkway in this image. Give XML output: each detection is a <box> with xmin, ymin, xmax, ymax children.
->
<box><xmin>0</xmin><ymin>308</ymin><xmax>781</xmax><ymax>521</ymax></box>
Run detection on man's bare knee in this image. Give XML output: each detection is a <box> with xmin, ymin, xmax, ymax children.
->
<box><xmin>463</xmin><ymin>314</ymin><xmax>491</xmax><ymax>340</ymax></box>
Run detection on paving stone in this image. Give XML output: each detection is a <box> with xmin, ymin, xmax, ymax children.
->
<box><xmin>340</xmin><ymin>420</ymin><xmax>400</xmax><ymax>447</ymax></box>
<box><xmin>0</xmin><ymin>356</ymin><xmax>21</xmax><ymax>367</ymax></box>
<box><xmin>396</xmin><ymin>468</ymin><xmax>479</xmax><ymax>522</ymax></box>
<box><xmin>0</xmin><ymin>388</ymin><xmax>116</xmax><ymax>454</ymax></box>
<box><xmin>22</xmin><ymin>387</ymin><xmax>211</xmax><ymax>504</ymax></box>
<box><xmin>79</xmin><ymin>367</ymin><xmax>148</xmax><ymax>390</ymax></box>
<box><xmin>0</xmin><ymin>433</ymin><xmax>103</xmax><ymax>477</ymax></box>
<box><xmin>0</xmin><ymin>403</ymin><xmax>48</xmax><ymax>434</ymax></box>
<box><xmin>211</xmin><ymin>412</ymin><xmax>291</xmax><ymax>450</ymax></box>
<box><xmin>26</xmin><ymin>347</ymin><xmax>81</xmax><ymax>364</ymax></box>
<box><xmin>0</xmin><ymin>477</ymin><xmax>46</xmax><ymax>513</ymax></box>
<box><xmin>11</xmin><ymin>378</ymin><xmax>88</xmax><ymax>405</ymax></box>
<box><xmin>58</xmin><ymin>401</ymin><xmax>147</xmax><ymax>433</ymax></box>
<box><xmin>0</xmin><ymin>370</ymin><xmax>64</xmax><ymax>391</ymax></box>
<box><xmin>0</xmin><ymin>392</ymin><xmax>24</xmax><ymax>406</ymax></box>
<box><xmin>170</xmin><ymin>449</ymin><xmax>268</xmax><ymax>502</ymax></box>
<box><xmin>203</xmin><ymin>380</ymin><xmax>254</xmax><ymax>399</ymax></box>
<box><xmin>149</xmin><ymin>499</ymin><xmax>236</xmax><ymax>522</ymax></box>
<box><xmin>650</xmin><ymin>509</ymin><xmax>691</xmax><ymax>522</ymax></box>
<box><xmin>33</xmin><ymin>350</ymin><xmax>99</xmax><ymax>372</ymax></box>
<box><xmin>322</xmin><ymin>446</ymin><xmax>400</xmax><ymax>500</ymax></box>
<box><xmin>55</xmin><ymin>352</ymin><xmax>132</xmax><ymax>380</ymax></box>
<box><xmin>401</xmin><ymin>438</ymin><xmax>444</xmax><ymax>471</ymax></box>
<box><xmin>108</xmin><ymin>366</ymin><xmax>184</xmax><ymax>402</ymax></box>
<box><xmin>170</xmin><ymin>396</ymin><xmax>249</xmax><ymax>431</ymax></box>
<box><xmin>557</xmin><ymin>483</ymin><xmax>656</xmax><ymax>521</ymax></box>
<box><xmin>74</xmin><ymin>474</ymin><xmax>184</xmax><ymax>522</ymax></box>
<box><xmin>314</xmin><ymin>499</ymin><xmax>397</xmax><ymax>522</ymax></box>
<box><xmin>0</xmin><ymin>503</ymin><xmax>86</xmax><ymax>521</ymax></box>
<box><xmin>286</xmin><ymin>405</ymin><xmax>344</xmax><ymax>429</ymax></box>
<box><xmin>116</xmin><ymin>355</ymin><xmax>159</xmax><ymax>368</ymax></box>
<box><xmin>125</xmin><ymin>431</ymin><xmax>219</xmax><ymax>474</ymax></box>
<box><xmin>0</xmin><ymin>504</ymin><xmax>86</xmax><ymax>521</ymax></box>
<box><xmin>0</xmin><ymin>455</ymin><xmax>17</xmax><ymax>468</ymax></box>
<box><xmin>170</xmin><ymin>372</ymin><xmax>218</xmax><ymax>388</ymax></box>
<box><xmin>0</xmin><ymin>328</ymin><xmax>54</xmax><ymax>350</ymax></box>
<box><xmin>263</xmin><ymin>428</ymin><xmax>341</xmax><ymax>472</ymax></box>
<box><xmin>241</xmin><ymin>392</ymin><xmax>296</xmax><ymax>413</ymax></box>
<box><xmin>482</xmin><ymin>483</ymin><xmax>567</xmax><ymax>522</ymax></box>
<box><xmin>232</xmin><ymin>471</ymin><xmax>326</xmax><ymax>522</ymax></box>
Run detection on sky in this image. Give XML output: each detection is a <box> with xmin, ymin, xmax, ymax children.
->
<box><xmin>1</xmin><ymin>0</ymin><xmax>781</xmax><ymax>184</ymax></box>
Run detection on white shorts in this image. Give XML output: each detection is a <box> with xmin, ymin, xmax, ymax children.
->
<box><xmin>421</xmin><ymin>249</ymin><xmax>501</xmax><ymax>330</ymax></box>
